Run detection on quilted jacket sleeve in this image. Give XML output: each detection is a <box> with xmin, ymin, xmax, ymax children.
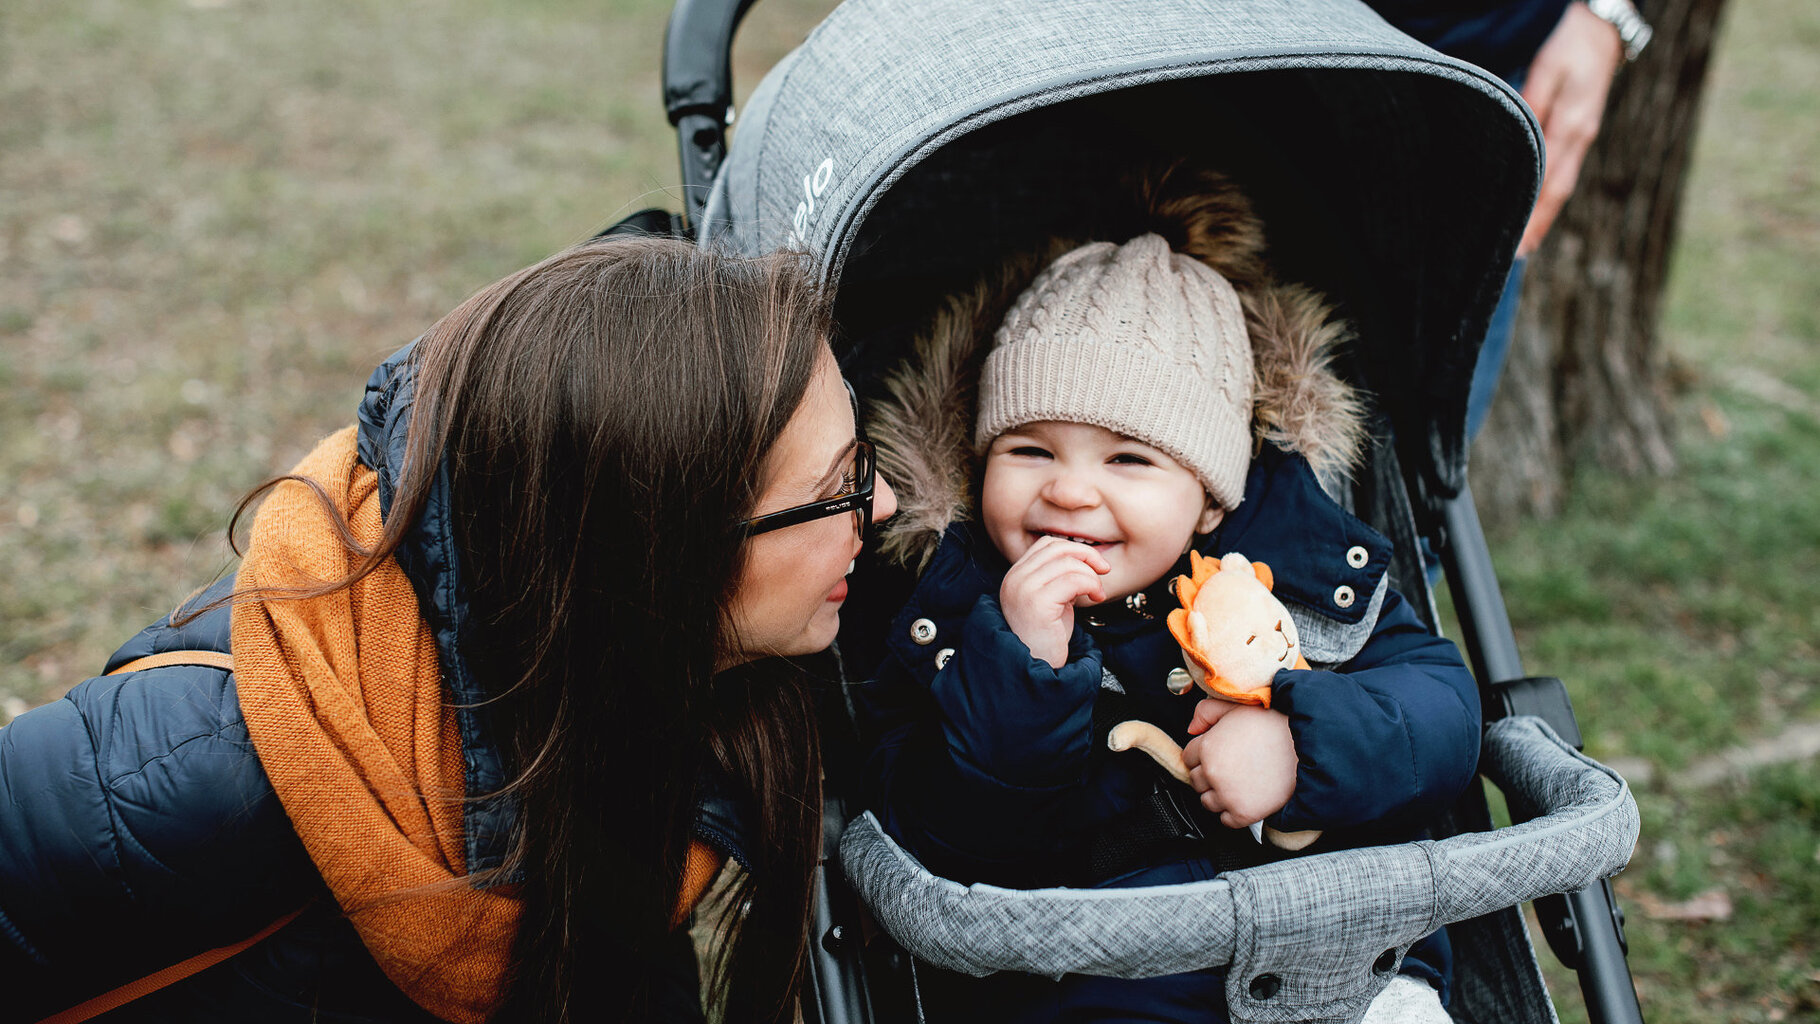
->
<box><xmin>0</xmin><ymin>603</ymin><xmax>319</xmax><ymax>1014</ymax></box>
<box><xmin>1268</xmin><ymin>589</ymin><xmax>1481</xmax><ymax>834</ymax></box>
<box><xmin>858</xmin><ymin>595</ymin><xmax>1103</xmax><ymax>887</ymax></box>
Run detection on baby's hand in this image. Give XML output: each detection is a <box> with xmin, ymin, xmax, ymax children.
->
<box><xmin>1184</xmin><ymin>695</ymin><xmax>1240</xmax><ymax>736</ymax></box>
<box><xmin>1000</xmin><ymin>537</ymin><xmax>1110</xmax><ymax>669</ymax></box>
<box><xmin>1182</xmin><ymin>704</ymin><xmax>1297</xmax><ymax>829</ymax></box>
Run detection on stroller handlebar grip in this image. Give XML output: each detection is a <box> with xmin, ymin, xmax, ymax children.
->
<box><xmin>662</xmin><ymin>0</ymin><xmax>759</xmax><ymax>230</ymax></box>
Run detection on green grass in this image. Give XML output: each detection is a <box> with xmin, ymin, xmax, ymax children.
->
<box><xmin>0</xmin><ymin>0</ymin><xmax>834</xmax><ymax>706</ymax></box>
<box><xmin>2</xmin><ymin>0</ymin><xmax>1816</xmax><ymax>1019</ymax></box>
<box><xmin>1591</xmin><ymin>764</ymin><xmax>1820</xmax><ymax>1023</ymax></box>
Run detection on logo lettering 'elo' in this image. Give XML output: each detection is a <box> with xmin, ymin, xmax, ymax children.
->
<box><xmin>785</xmin><ymin>157</ymin><xmax>836</xmax><ymax>250</ymax></box>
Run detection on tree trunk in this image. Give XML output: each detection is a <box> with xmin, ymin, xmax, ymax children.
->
<box><xmin>1471</xmin><ymin>0</ymin><xmax>1731</xmax><ymax>522</ymax></box>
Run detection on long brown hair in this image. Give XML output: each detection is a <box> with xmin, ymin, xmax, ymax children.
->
<box><xmin>220</xmin><ymin>236</ymin><xmax>831</xmax><ymax>1022</ymax></box>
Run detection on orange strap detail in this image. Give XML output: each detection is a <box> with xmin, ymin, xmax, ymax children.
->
<box><xmin>35</xmin><ymin>649</ymin><xmax>284</xmax><ymax>1024</ymax></box>
<box><xmin>35</xmin><ymin>906</ymin><xmax>306</xmax><ymax>1024</ymax></box>
<box><xmin>106</xmin><ymin>650</ymin><xmax>236</xmax><ymax>676</ymax></box>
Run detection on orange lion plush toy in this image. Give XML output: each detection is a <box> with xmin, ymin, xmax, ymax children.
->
<box><xmin>1108</xmin><ymin>551</ymin><xmax>1321</xmax><ymax>851</ymax></box>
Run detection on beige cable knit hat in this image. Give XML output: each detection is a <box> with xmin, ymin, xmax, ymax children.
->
<box><xmin>975</xmin><ymin>233</ymin><xmax>1255</xmax><ymax>510</ymax></box>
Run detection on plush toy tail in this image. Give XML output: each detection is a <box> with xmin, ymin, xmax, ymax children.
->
<box><xmin>1263</xmin><ymin>825</ymin><xmax>1322</xmax><ymax>851</ymax></box>
<box><xmin>1107</xmin><ymin>720</ymin><xmax>1192</xmax><ymax>784</ymax></box>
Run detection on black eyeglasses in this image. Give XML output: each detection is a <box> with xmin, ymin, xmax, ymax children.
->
<box><xmin>739</xmin><ymin>382</ymin><xmax>877</xmax><ymax>543</ymax></box>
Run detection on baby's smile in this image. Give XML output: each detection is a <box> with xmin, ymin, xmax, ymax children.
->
<box><xmin>1031</xmin><ymin>529</ymin><xmax>1114</xmax><ymax>548</ymax></box>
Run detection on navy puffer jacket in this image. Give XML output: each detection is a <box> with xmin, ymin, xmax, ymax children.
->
<box><xmin>851</xmin><ymin>446</ymin><xmax>1480</xmax><ymax>1003</ymax></box>
<box><xmin>0</xmin><ymin>344</ymin><xmax>741</xmax><ymax>1022</ymax></box>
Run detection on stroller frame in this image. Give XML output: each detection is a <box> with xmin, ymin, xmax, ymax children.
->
<box><xmin>633</xmin><ymin>2</ymin><xmax>1648</xmax><ymax>1022</ymax></box>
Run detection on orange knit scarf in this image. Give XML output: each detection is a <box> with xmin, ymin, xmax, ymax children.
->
<box><xmin>232</xmin><ymin>427</ymin><xmax>520</xmax><ymax>1024</ymax></box>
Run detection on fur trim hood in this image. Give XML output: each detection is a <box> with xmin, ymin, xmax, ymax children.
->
<box><xmin>868</xmin><ymin>174</ymin><xmax>1367</xmax><ymax>572</ymax></box>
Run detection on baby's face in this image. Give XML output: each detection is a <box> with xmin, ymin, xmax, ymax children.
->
<box><xmin>982</xmin><ymin>421</ymin><xmax>1224</xmax><ymax>604</ymax></box>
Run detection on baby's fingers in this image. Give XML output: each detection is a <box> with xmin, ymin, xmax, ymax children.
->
<box><xmin>1037</xmin><ymin>564</ymin><xmax>1106</xmax><ymax>608</ymax></box>
<box><xmin>1193</xmin><ymin>776</ymin><xmax>1231</xmax><ymax>819</ymax></box>
<box><xmin>1185</xmin><ymin>697</ymin><xmax>1236</xmax><ymax>736</ymax></box>
<box><xmin>1012</xmin><ymin>551</ymin><xmax>1107</xmax><ymax>604</ymax></box>
<box><xmin>1219</xmin><ymin>808</ymin><xmax>1263</xmax><ymax>830</ymax></box>
<box><xmin>1022</xmin><ymin>536</ymin><xmax>1112</xmax><ymax>576</ymax></box>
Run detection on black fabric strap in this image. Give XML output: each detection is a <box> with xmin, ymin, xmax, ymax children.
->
<box><xmin>1083</xmin><ymin>690</ymin><xmax>1288</xmax><ymax>884</ymax></box>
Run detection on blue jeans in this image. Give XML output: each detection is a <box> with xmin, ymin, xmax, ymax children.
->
<box><xmin>1465</xmin><ymin>256</ymin><xmax>1527</xmax><ymax>442</ymax></box>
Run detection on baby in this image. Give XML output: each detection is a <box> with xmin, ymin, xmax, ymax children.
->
<box><xmin>854</xmin><ymin>223</ymin><xmax>1481</xmax><ymax>1023</ymax></box>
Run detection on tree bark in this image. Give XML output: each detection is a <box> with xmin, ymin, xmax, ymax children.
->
<box><xmin>1471</xmin><ymin>0</ymin><xmax>1731</xmax><ymax>522</ymax></box>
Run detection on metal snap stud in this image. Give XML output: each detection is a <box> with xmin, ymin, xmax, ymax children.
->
<box><xmin>1125</xmin><ymin>591</ymin><xmax>1151</xmax><ymax>617</ymax></box>
<box><xmin>934</xmin><ymin>648</ymin><xmax>955</xmax><ymax>670</ymax></box>
<box><xmin>1166</xmin><ymin>667</ymin><xmax>1193</xmax><ymax>695</ymax></box>
<box><xmin>1333</xmin><ymin>584</ymin><xmax>1356</xmax><ymax>609</ymax></box>
<box><xmin>910</xmin><ymin>618</ymin><xmax>937</xmax><ymax>645</ymax></box>
<box><xmin>1248</xmin><ymin>974</ymin><xmax>1282</xmax><ymax>1000</ymax></box>
<box><xmin>1347</xmin><ymin>545</ymin><xmax>1369</xmax><ymax>569</ymax></box>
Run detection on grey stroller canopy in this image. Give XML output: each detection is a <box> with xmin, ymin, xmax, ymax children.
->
<box><xmin>710</xmin><ymin>0</ymin><xmax>1542</xmax><ymax>497</ymax></box>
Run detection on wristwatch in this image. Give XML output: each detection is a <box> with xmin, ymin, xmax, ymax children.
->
<box><xmin>1584</xmin><ymin>0</ymin><xmax>1654</xmax><ymax>63</ymax></box>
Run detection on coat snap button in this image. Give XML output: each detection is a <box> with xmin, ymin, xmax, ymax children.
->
<box><xmin>1373</xmin><ymin>948</ymin><xmax>1398</xmax><ymax>974</ymax></box>
<box><xmin>910</xmin><ymin>618</ymin><xmax>937</xmax><ymax>645</ymax></box>
<box><xmin>1166</xmin><ymin>667</ymin><xmax>1193</xmax><ymax>695</ymax></box>
<box><xmin>934</xmin><ymin>648</ymin><xmax>955</xmax><ymax>670</ymax></box>
<box><xmin>1333</xmin><ymin>584</ymin><xmax>1356</xmax><ymax>609</ymax></box>
<box><xmin>1347</xmin><ymin>545</ymin><xmax>1369</xmax><ymax>569</ymax></box>
<box><xmin>1248</xmin><ymin>974</ymin><xmax>1282</xmax><ymax>1000</ymax></box>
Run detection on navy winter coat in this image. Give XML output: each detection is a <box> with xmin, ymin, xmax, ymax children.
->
<box><xmin>850</xmin><ymin>446</ymin><xmax>1480</xmax><ymax>1009</ymax></box>
<box><xmin>0</xmin><ymin>344</ymin><xmax>736</xmax><ymax>1022</ymax></box>
<box><xmin>1367</xmin><ymin>0</ymin><xmax>1571</xmax><ymax>77</ymax></box>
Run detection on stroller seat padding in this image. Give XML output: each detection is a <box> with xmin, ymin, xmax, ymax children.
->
<box><xmin>841</xmin><ymin>716</ymin><xmax>1636</xmax><ymax>1024</ymax></box>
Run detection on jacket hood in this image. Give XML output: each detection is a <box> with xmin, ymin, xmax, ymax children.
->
<box><xmin>353</xmin><ymin>341</ymin><xmax>754</xmax><ymax>882</ymax></box>
<box><xmin>355</xmin><ymin>341</ymin><xmax>514</xmax><ymax>877</ymax></box>
<box><xmin>869</xmin><ymin>173</ymin><xmax>1368</xmax><ymax>572</ymax></box>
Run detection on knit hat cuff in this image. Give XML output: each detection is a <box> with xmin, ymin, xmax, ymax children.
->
<box><xmin>976</xmin><ymin>339</ymin><xmax>1252</xmax><ymax>510</ymax></box>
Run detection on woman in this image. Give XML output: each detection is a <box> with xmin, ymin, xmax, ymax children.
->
<box><xmin>0</xmin><ymin>236</ymin><xmax>895</xmax><ymax>1024</ymax></box>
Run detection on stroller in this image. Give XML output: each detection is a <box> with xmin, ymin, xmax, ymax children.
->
<box><xmin>621</xmin><ymin>1</ymin><xmax>1647</xmax><ymax>1021</ymax></box>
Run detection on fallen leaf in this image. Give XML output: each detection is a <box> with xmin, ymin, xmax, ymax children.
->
<box><xmin>1699</xmin><ymin>402</ymin><xmax>1730</xmax><ymax>438</ymax></box>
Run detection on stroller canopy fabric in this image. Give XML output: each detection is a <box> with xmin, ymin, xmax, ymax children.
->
<box><xmin>711</xmin><ymin>0</ymin><xmax>1542</xmax><ymax>494</ymax></box>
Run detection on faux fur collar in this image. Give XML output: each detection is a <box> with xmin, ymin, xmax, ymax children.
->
<box><xmin>867</xmin><ymin>173</ymin><xmax>1366</xmax><ymax>572</ymax></box>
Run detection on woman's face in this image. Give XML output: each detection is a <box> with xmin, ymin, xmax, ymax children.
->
<box><xmin>724</xmin><ymin>349</ymin><xmax>897</xmax><ymax>665</ymax></box>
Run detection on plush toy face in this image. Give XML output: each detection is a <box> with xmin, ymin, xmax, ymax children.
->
<box><xmin>1165</xmin><ymin>551</ymin><xmax>1306</xmax><ymax>707</ymax></box>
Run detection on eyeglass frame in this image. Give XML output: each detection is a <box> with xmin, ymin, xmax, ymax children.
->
<box><xmin>738</xmin><ymin>381</ymin><xmax>876</xmax><ymax>543</ymax></box>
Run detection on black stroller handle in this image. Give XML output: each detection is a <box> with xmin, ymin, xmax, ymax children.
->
<box><xmin>663</xmin><ymin>0</ymin><xmax>759</xmax><ymax>232</ymax></box>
